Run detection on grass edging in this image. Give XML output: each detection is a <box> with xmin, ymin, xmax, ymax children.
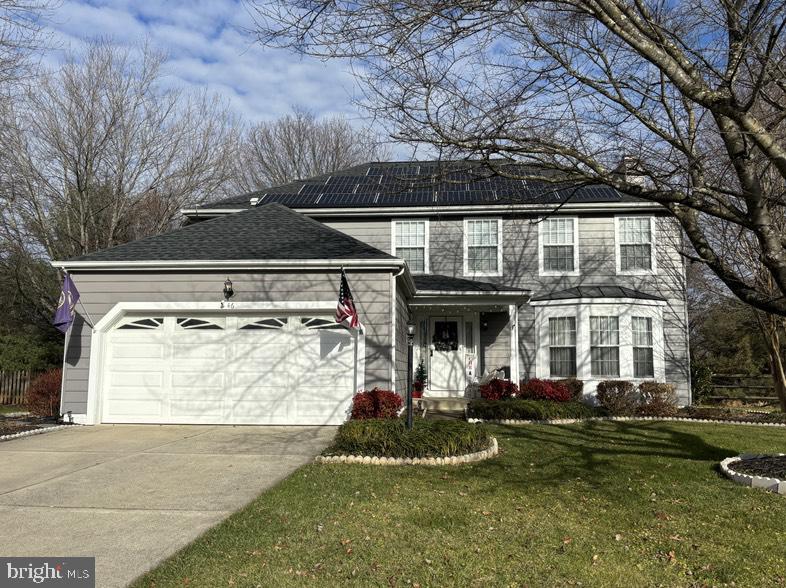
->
<box><xmin>0</xmin><ymin>423</ymin><xmax>77</xmax><ymax>442</ymax></box>
<box><xmin>466</xmin><ymin>414</ymin><xmax>786</xmax><ymax>427</ymax></box>
<box><xmin>314</xmin><ymin>436</ymin><xmax>498</xmax><ymax>466</ymax></box>
<box><xmin>721</xmin><ymin>453</ymin><xmax>786</xmax><ymax>496</ymax></box>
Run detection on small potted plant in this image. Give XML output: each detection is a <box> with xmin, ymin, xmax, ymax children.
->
<box><xmin>412</xmin><ymin>360</ymin><xmax>427</xmax><ymax>399</ymax></box>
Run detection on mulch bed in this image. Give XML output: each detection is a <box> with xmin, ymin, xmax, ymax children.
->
<box><xmin>731</xmin><ymin>456</ymin><xmax>786</xmax><ymax>480</ymax></box>
<box><xmin>0</xmin><ymin>415</ymin><xmax>59</xmax><ymax>437</ymax></box>
<box><xmin>679</xmin><ymin>408</ymin><xmax>786</xmax><ymax>424</ymax></box>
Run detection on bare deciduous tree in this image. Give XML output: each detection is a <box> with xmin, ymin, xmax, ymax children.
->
<box><xmin>232</xmin><ymin>106</ymin><xmax>389</xmax><ymax>191</ymax></box>
<box><xmin>0</xmin><ymin>40</ymin><xmax>238</xmax><ymax>321</ymax></box>
<box><xmin>0</xmin><ymin>0</ymin><xmax>53</xmax><ymax>88</ymax></box>
<box><xmin>249</xmin><ymin>0</ymin><xmax>786</xmax><ymax>317</ymax></box>
<box><xmin>0</xmin><ymin>40</ymin><xmax>238</xmax><ymax>261</ymax></box>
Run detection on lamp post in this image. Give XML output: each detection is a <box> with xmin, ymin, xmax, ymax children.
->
<box><xmin>406</xmin><ymin>320</ymin><xmax>416</xmax><ymax>430</ymax></box>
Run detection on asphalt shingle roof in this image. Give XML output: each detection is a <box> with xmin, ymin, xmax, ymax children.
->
<box><xmin>199</xmin><ymin>160</ymin><xmax>640</xmax><ymax>210</ymax></box>
<box><xmin>531</xmin><ymin>285</ymin><xmax>666</xmax><ymax>302</ymax></box>
<box><xmin>414</xmin><ymin>274</ymin><xmax>528</xmax><ymax>293</ymax></box>
<box><xmin>67</xmin><ymin>203</ymin><xmax>395</xmax><ymax>262</ymax></box>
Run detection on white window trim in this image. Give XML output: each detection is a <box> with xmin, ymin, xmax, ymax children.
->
<box><xmin>538</xmin><ymin>216</ymin><xmax>580</xmax><ymax>277</ymax></box>
<box><xmin>534</xmin><ymin>300</ymin><xmax>665</xmax><ymax>388</ymax></box>
<box><xmin>615</xmin><ymin>215</ymin><xmax>657</xmax><ymax>276</ymax></box>
<box><xmin>391</xmin><ymin>219</ymin><xmax>430</xmax><ymax>274</ymax></box>
<box><xmin>463</xmin><ymin>217</ymin><xmax>503</xmax><ymax>277</ymax></box>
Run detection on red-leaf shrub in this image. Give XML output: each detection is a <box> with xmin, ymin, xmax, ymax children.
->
<box><xmin>519</xmin><ymin>378</ymin><xmax>572</xmax><ymax>402</ymax></box>
<box><xmin>25</xmin><ymin>368</ymin><xmax>62</xmax><ymax>418</ymax></box>
<box><xmin>554</xmin><ymin>378</ymin><xmax>584</xmax><ymax>401</ymax></box>
<box><xmin>350</xmin><ymin>387</ymin><xmax>403</xmax><ymax>419</ymax></box>
<box><xmin>479</xmin><ymin>378</ymin><xmax>519</xmax><ymax>400</ymax></box>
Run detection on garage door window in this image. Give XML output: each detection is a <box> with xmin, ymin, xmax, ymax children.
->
<box><xmin>301</xmin><ymin>317</ymin><xmax>344</xmax><ymax>330</ymax></box>
<box><xmin>176</xmin><ymin>318</ymin><xmax>224</xmax><ymax>330</ymax></box>
<box><xmin>117</xmin><ymin>318</ymin><xmax>163</xmax><ymax>330</ymax></box>
<box><xmin>240</xmin><ymin>317</ymin><xmax>287</xmax><ymax>330</ymax></box>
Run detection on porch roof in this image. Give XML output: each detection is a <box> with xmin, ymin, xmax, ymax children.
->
<box><xmin>530</xmin><ymin>285</ymin><xmax>666</xmax><ymax>302</ymax></box>
<box><xmin>413</xmin><ymin>274</ymin><xmax>530</xmax><ymax>295</ymax></box>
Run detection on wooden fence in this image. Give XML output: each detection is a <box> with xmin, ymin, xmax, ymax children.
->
<box><xmin>0</xmin><ymin>370</ymin><xmax>35</xmax><ymax>405</ymax></box>
<box><xmin>706</xmin><ymin>373</ymin><xmax>778</xmax><ymax>403</ymax></box>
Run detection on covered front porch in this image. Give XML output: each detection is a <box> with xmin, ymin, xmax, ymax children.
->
<box><xmin>408</xmin><ymin>275</ymin><xmax>530</xmax><ymax>399</ymax></box>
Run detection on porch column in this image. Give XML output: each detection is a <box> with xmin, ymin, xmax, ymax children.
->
<box><xmin>508</xmin><ymin>304</ymin><xmax>520</xmax><ymax>384</ymax></box>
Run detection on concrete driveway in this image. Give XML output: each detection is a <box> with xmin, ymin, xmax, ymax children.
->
<box><xmin>0</xmin><ymin>425</ymin><xmax>335</xmax><ymax>587</ymax></box>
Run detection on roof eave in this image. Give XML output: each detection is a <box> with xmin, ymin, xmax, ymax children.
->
<box><xmin>51</xmin><ymin>258</ymin><xmax>405</xmax><ymax>271</ymax></box>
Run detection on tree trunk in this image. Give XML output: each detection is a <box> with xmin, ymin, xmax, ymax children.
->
<box><xmin>758</xmin><ymin>314</ymin><xmax>786</xmax><ymax>412</ymax></box>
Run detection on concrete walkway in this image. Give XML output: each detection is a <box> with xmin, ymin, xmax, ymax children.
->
<box><xmin>0</xmin><ymin>425</ymin><xmax>335</xmax><ymax>587</ymax></box>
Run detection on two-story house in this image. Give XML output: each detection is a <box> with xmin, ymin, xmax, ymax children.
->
<box><xmin>53</xmin><ymin>161</ymin><xmax>690</xmax><ymax>425</ymax></box>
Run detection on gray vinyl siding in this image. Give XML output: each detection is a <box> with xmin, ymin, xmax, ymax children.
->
<box><xmin>394</xmin><ymin>279</ymin><xmax>411</xmax><ymax>394</ymax></box>
<box><xmin>321</xmin><ymin>220</ymin><xmax>392</xmax><ymax>254</ymax></box>
<box><xmin>322</xmin><ymin>213</ymin><xmax>690</xmax><ymax>402</ymax></box>
<box><xmin>61</xmin><ymin>270</ymin><xmax>393</xmax><ymax>415</ymax></box>
<box><xmin>480</xmin><ymin>311</ymin><xmax>511</xmax><ymax>378</ymax></box>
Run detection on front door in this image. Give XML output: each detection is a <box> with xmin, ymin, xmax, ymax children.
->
<box><xmin>429</xmin><ymin>316</ymin><xmax>466</xmax><ymax>394</ymax></box>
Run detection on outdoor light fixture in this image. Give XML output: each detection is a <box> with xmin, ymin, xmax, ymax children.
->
<box><xmin>406</xmin><ymin>320</ymin><xmax>415</xmax><ymax>430</ymax></box>
<box><xmin>223</xmin><ymin>277</ymin><xmax>234</xmax><ymax>301</ymax></box>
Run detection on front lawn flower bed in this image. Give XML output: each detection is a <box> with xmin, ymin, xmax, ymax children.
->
<box><xmin>467</xmin><ymin>399</ymin><xmax>603</xmax><ymax>421</ymax></box>
<box><xmin>679</xmin><ymin>406</ymin><xmax>786</xmax><ymax>424</ymax></box>
<box><xmin>721</xmin><ymin>454</ymin><xmax>786</xmax><ymax>496</ymax></box>
<box><xmin>322</xmin><ymin>418</ymin><xmax>493</xmax><ymax>460</ymax></box>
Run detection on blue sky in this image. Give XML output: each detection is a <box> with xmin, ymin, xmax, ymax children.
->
<box><xmin>42</xmin><ymin>0</ymin><xmax>367</xmax><ymax>125</ymax></box>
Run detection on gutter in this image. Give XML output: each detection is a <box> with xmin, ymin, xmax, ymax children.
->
<box><xmin>51</xmin><ymin>258</ymin><xmax>407</xmax><ymax>272</ymax></box>
<box><xmin>180</xmin><ymin>201</ymin><xmax>667</xmax><ymax>219</ymax></box>
<box><xmin>414</xmin><ymin>289</ymin><xmax>531</xmax><ymax>297</ymax></box>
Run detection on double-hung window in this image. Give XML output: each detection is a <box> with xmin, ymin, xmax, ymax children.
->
<box><xmin>632</xmin><ymin>316</ymin><xmax>655</xmax><ymax>378</ymax></box>
<box><xmin>548</xmin><ymin>317</ymin><xmax>577</xmax><ymax>377</ymax></box>
<box><xmin>590</xmin><ymin>316</ymin><xmax>620</xmax><ymax>377</ymax></box>
<box><xmin>617</xmin><ymin>217</ymin><xmax>654</xmax><ymax>273</ymax></box>
<box><xmin>393</xmin><ymin>220</ymin><xmax>428</xmax><ymax>273</ymax></box>
<box><xmin>464</xmin><ymin>218</ymin><xmax>502</xmax><ymax>276</ymax></box>
<box><xmin>541</xmin><ymin>217</ymin><xmax>578</xmax><ymax>274</ymax></box>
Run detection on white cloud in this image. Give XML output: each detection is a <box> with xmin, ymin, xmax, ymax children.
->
<box><xmin>42</xmin><ymin>0</ymin><xmax>367</xmax><ymax>126</ymax></box>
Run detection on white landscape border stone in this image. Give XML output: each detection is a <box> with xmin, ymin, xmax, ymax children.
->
<box><xmin>315</xmin><ymin>436</ymin><xmax>498</xmax><ymax>466</ymax></box>
<box><xmin>0</xmin><ymin>423</ymin><xmax>77</xmax><ymax>443</ymax></box>
<box><xmin>720</xmin><ymin>453</ymin><xmax>786</xmax><ymax>496</ymax></box>
<box><xmin>466</xmin><ymin>415</ymin><xmax>786</xmax><ymax>427</ymax></box>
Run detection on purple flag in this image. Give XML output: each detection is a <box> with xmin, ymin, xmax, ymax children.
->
<box><xmin>53</xmin><ymin>274</ymin><xmax>80</xmax><ymax>334</ymax></box>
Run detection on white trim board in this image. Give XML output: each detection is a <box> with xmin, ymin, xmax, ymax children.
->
<box><xmin>52</xmin><ymin>259</ymin><xmax>406</xmax><ymax>271</ymax></box>
<box><xmin>181</xmin><ymin>201</ymin><xmax>668</xmax><ymax>219</ymax></box>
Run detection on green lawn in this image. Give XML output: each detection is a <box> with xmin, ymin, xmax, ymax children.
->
<box><xmin>134</xmin><ymin>422</ymin><xmax>786</xmax><ymax>587</ymax></box>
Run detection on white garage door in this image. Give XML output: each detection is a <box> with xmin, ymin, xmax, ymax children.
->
<box><xmin>101</xmin><ymin>314</ymin><xmax>358</xmax><ymax>425</ymax></box>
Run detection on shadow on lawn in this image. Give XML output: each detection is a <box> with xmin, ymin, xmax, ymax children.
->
<box><xmin>472</xmin><ymin>421</ymin><xmax>739</xmax><ymax>493</ymax></box>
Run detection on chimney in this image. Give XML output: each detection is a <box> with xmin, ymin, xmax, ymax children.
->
<box><xmin>613</xmin><ymin>155</ymin><xmax>647</xmax><ymax>187</ymax></box>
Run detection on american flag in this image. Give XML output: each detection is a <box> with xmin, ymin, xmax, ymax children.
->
<box><xmin>336</xmin><ymin>269</ymin><xmax>361</xmax><ymax>330</ymax></box>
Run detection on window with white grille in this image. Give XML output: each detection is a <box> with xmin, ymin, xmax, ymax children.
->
<box><xmin>590</xmin><ymin>316</ymin><xmax>620</xmax><ymax>377</ymax></box>
<box><xmin>393</xmin><ymin>220</ymin><xmax>428</xmax><ymax>273</ymax></box>
<box><xmin>617</xmin><ymin>217</ymin><xmax>654</xmax><ymax>272</ymax></box>
<box><xmin>541</xmin><ymin>218</ymin><xmax>577</xmax><ymax>273</ymax></box>
<box><xmin>548</xmin><ymin>316</ymin><xmax>577</xmax><ymax>377</ymax></box>
<box><xmin>465</xmin><ymin>218</ymin><xmax>502</xmax><ymax>275</ymax></box>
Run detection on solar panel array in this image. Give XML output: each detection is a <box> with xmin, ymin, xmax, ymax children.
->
<box><xmin>206</xmin><ymin>162</ymin><xmax>626</xmax><ymax>210</ymax></box>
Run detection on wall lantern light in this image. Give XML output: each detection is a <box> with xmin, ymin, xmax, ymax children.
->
<box><xmin>223</xmin><ymin>277</ymin><xmax>234</xmax><ymax>301</ymax></box>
